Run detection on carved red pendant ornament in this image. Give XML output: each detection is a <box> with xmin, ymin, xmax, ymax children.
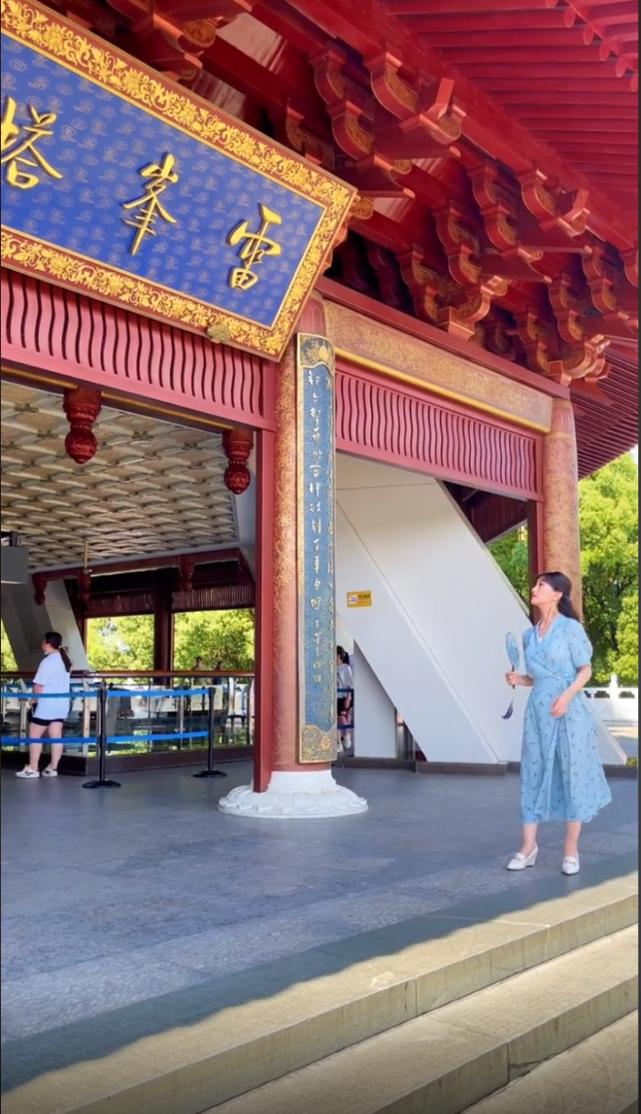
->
<box><xmin>222</xmin><ymin>428</ymin><xmax>253</xmax><ymax>494</ymax></box>
<box><xmin>63</xmin><ymin>387</ymin><xmax>102</xmax><ymax>465</ymax></box>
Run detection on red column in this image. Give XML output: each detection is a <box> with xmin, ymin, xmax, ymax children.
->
<box><xmin>254</xmin><ymin>426</ymin><xmax>275</xmax><ymax>792</ymax></box>
<box><xmin>153</xmin><ymin>572</ymin><xmax>174</xmax><ymax>674</ymax></box>
<box><xmin>220</xmin><ymin>295</ymin><xmax>366</xmax><ymax>816</ymax></box>
<box><xmin>541</xmin><ymin>398</ymin><xmax>583</xmax><ymax>616</ymax></box>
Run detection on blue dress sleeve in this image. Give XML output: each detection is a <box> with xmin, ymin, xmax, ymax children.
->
<box><xmin>566</xmin><ymin>619</ymin><xmax>593</xmax><ymax>668</ymax></box>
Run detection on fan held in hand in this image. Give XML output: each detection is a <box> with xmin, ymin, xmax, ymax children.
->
<box><xmin>502</xmin><ymin>631</ymin><xmax>521</xmax><ymax>720</ymax></box>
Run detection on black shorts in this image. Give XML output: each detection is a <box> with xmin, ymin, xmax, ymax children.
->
<box><xmin>29</xmin><ymin>716</ymin><xmax>65</xmax><ymax>727</ymax></box>
<box><xmin>337</xmin><ymin>697</ymin><xmax>350</xmax><ymax>715</ymax></box>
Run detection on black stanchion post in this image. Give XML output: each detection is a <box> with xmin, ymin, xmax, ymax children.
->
<box><xmin>194</xmin><ymin>686</ymin><xmax>226</xmax><ymax>778</ymax></box>
<box><xmin>83</xmin><ymin>681</ymin><xmax>121</xmax><ymax>789</ymax></box>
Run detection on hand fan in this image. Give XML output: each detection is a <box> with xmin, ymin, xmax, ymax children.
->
<box><xmin>502</xmin><ymin>632</ymin><xmax>521</xmax><ymax>720</ymax></box>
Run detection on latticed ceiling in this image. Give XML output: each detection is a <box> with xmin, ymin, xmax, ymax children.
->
<box><xmin>0</xmin><ymin>383</ymin><xmax>238</xmax><ymax>570</ymax></box>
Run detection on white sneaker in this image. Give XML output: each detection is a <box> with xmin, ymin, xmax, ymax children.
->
<box><xmin>42</xmin><ymin>767</ymin><xmax>58</xmax><ymax>778</ymax></box>
<box><xmin>507</xmin><ymin>846</ymin><xmax>538</xmax><ymax>870</ymax></box>
<box><xmin>562</xmin><ymin>855</ymin><xmax>580</xmax><ymax>875</ymax></box>
<box><xmin>16</xmin><ymin>767</ymin><xmax>40</xmax><ymax>779</ymax></box>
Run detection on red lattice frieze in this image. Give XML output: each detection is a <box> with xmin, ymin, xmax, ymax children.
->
<box><xmin>336</xmin><ymin>362</ymin><xmax>541</xmax><ymax>500</ymax></box>
<box><xmin>1</xmin><ymin>270</ymin><xmax>273</xmax><ymax>430</ymax></box>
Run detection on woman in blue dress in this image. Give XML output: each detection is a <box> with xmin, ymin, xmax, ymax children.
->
<box><xmin>505</xmin><ymin>571</ymin><xmax>611</xmax><ymax>875</ymax></box>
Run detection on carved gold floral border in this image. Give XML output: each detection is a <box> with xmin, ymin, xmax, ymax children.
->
<box><xmin>0</xmin><ymin>0</ymin><xmax>355</xmax><ymax>359</ymax></box>
<box><xmin>325</xmin><ymin>301</ymin><xmax>554</xmax><ymax>432</ymax></box>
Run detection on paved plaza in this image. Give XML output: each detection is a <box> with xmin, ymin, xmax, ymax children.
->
<box><xmin>1</xmin><ymin>762</ymin><xmax>637</xmax><ymax>1095</ymax></box>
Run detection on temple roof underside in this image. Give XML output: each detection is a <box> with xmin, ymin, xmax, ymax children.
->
<box><xmin>27</xmin><ymin>0</ymin><xmax>640</xmax><ymax>477</ymax></box>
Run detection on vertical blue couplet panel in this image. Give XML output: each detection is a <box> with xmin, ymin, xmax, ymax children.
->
<box><xmin>297</xmin><ymin>335</ymin><xmax>337</xmax><ymax>763</ymax></box>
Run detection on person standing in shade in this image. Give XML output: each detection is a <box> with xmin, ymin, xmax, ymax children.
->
<box><xmin>505</xmin><ymin>572</ymin><xmax>612</xmax><ymax>875</ymax></box>
<box><xmin>336</xmin><ymin>646</ymin><xmax>354</xmax><ymax>754</ymax></box>
<box><xmin>16</xmin><ymin>632</ymin><xmax>72</xmax><ymax>779</ymax></box>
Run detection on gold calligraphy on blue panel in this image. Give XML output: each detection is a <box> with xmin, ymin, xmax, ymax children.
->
<box><xmin>227</xmin><ymin>204</ymin><xmax>283</xmax><ymax>291</ymax></box>
<box><xmin>1</xmin><ymin>0</ymin><xmax>356</xmax><ymax>359</ymax></box>
<box><xmin>122</xmin><ymin>153</ymin><xmax>179</xmax><ymax>256</ymax></box>
<box><xmin>297</xmin><ymin>335</ymin><xmax>337</xmax><ymax>764</ymax></box>
<box><xmin>1</xmin><ymin>96</ymin><xmax>63</xmax><ymax>190</ymax></box>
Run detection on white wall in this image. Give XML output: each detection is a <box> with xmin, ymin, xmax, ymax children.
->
<box><xmin>2</xmin><ymin>578</ymin><xmax>89</xmax><ymax>672</ymax></box>
<box><xmin>336</xmin><ymin>455</ymin><xmax>625</xmax><ymax>766</ymax></box>
<box><xmin>351</xmin><ymin>645</ymin><xmax>398</xmax><ymax>758</ymax></box>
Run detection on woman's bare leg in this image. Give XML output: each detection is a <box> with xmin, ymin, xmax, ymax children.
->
<box><xmin>564</xmin><ymin>820</ymin><xmax>582</xmax><ymax>858</ymax></box>
<box><xmin>27</xmin><ymin>721</ymin><xmax>47</xmax><ymax>771</ymax></box>
<box><xmin>47</xmin><ymin>721</ymin><xmax>64</xmax><ymax>770</ymax></box>
<box><xmin>520</xmin><ymin>822</ymin><xmax>538</xmax><ymax>855</ymax></box>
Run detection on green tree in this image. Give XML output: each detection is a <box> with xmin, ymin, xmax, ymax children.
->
<box><xmin>86</xmin><ymin>615</ymin><xmax>154</xmax><ymax>671</ymax></box>
<box><xmin>1</xmin><ymin>621</ymin><xmax>18</xmax><ymax>671</ymax></box>
<box><xmin>173</xmin><ymin>610</ymin><xmax>254</xmax><ymax>671</ymax></box>
<box><xmin>489</xmin><ymin>526</ymin><xmax>529</xmax><ymax>605</ymax></box>
<box><xmin>490</xmin><ymin>453</ymin><xmax>638</xmax><ymax>683</ymax></box>
<box><xmin>579</xmin><ymin>454</ymin><xmax>638</xmax><ymax>681</ymax></box>
<box><xmin>615</xmin><ymin>591</ymin><xmax>638</xmax><ymax>685</ymax></box>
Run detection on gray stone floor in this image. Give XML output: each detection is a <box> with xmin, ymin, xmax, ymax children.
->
<box><xmin>1</xmin><ymin>762</ymin><xmax>637</xmax><ymax>1093</ymax></box>
<box><xmin>610</xmin><ymin>724</ymin><xmax>638</xmax><ymax>759</ymax></box>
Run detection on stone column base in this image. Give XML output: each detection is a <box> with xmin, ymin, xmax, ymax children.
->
<box><xmin>218</xmin><ymin>769</ymin><xmax>368</xmax><ymax>819</ymax></box>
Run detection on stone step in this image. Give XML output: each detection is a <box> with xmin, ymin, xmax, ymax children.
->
<box><xmin>463</xmin><ymin>1012</ymin><xmax>638</xmax><ymax>1114</ymax></box>
<box><xmin>211</xmin><ymin>925</ymin><xmax>638</xmax><ymax>1114</ymax></box>
<box><xmin>3</xmin><ymin>876</ymin><xmax>636</xmax><ymax>1114</ymax></box>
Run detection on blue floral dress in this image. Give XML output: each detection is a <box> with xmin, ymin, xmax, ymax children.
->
<box><xmin>520</xmin><ymin>617</ymin><xmax>612</xmax><ymax>824</ymax></box>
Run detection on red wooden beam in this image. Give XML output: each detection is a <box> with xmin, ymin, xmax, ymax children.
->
<box><xmin>578</xmin><ymin>2</ymin><xmax>637</xmax><ymax>20</ymax></box>
<box><xmin>396</xmin><ymin>11</ymin><xmax>575</xmax><ymax>30</ymax></box>
<box><xmin>385</xmin><ymin>0</ymin><xmax>564</xmax><ymax>11</ymax></box>
<box><xmin>496</xmin><ymin>90</ymin><xmax>634</xmax><ymax>103</ymax></box>
<box><xmin>513</xmin><ymin>105</ymin><xmax>637</xmax><ymax>118</ymax></box>
<box><xmin>451</xmin><ymin>61</ymin><xmax>623</xmax><ymax>75</ymax></box>
<box><xmin>423</xmin><ymin>30</ymin><xmax>591</xmax><ymax>47</ymax></box>
<box><xmin>33</xmin><ymin>548</ymin><xmax>243</xmax><ymax>579</ymax></box>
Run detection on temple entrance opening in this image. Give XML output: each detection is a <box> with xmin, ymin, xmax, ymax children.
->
<box><xmin>0</xmin><ymin>378</ymin><xmax>258</xmax><ymax>775</ymax></box>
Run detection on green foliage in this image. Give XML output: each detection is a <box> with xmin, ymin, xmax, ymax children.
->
<box><xmin>489</xmin><ymin>526</ymin><xmax>529</xmax><ymax>605</ymax></box>
<box><xmin>173</xmin><ymin>610</ymin><xmax>254</xmax><ymax>671</ymax></box>
<box><xmin>614</xmin><ymin>592</ymin><xmax>639</xmax><ymax>686</ymax></box>
<box><xmin>1</xmin><ymin>621</ymin><xmax>18</xmax><ymax>671</ymax></box>
<box><xmin>86</xmin><ymin>615</ymin><xmax>154</xmax><ymax>672</ymax></box>
<box><xmin>490</xmin><ymin>454</ymin><xmax>638</xmax><ymax>684</ymax></box>
<box><xmin>78</xmin><ymin>610</ymin><xmax>256</xmax><ymax>673</ymax></box>
<box><xmin>579</xmin><ymin>454</ymin><xmax>638</xmax><ymax>682</ymax></box>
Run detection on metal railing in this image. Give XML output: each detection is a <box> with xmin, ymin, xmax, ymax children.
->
<box><xmin>0</xmin><ymin>670</ymin><xmax>255</xmax><ymax>760</ymax></box>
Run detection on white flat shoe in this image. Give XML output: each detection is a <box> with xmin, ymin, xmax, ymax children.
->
<box><xmin>562</xmin><ymin>855</ymin><xmax>580</xmax><ymax>875</ymax></box>
<box><xmin>16</xmin><ymin>767</ymin><xmax>40</xmax><ymax>779</ymax></box>
<box><xmin>507</xmin><ymin>846</ymin><xmax>538</xmax><ymax>871</ymax></box>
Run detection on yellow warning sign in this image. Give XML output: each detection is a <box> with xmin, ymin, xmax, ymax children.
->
<box><xmin>346</xmin><ymin>591</ymin><xmax>372</xmax><ymax>608</ymax></box>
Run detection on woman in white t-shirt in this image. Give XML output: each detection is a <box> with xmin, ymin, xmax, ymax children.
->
<box><xmin>16</xmin><ymin>632</ymin><xmax>72</xmax><ymax>780</ymax></box>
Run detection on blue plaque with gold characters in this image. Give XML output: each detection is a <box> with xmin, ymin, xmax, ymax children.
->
<box><xmin>297</xmin><ymin>334</ymin><xmax>337</xmax><ymax>764</ymax></box>
<box><xmin>0</xmin><ymin>0</ymin><xmax>356</xmax><ymax>359</ymax></box>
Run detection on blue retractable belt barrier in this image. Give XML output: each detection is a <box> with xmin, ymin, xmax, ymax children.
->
<box><xmin>2</xmin><ymin>683</ymin><xmax>231</xmax><ymax>783</ymax></box>
<box><xmin>1</xmin><ymin>688</ymin><xmax>210</xmax><ymax>699</ymax></box>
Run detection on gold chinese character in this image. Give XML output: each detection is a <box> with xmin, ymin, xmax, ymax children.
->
<box><xmin>227</xmin><ymin>203</ymin><xmax>282</xmax><ymax>291</ymax></box>
<box><xmin>1</xmin><ymin>97</ymin><xmax>63</xmax><ymax>190</ymax></box>
<box><xmin>122</xmin><ymin>153</ymin><xmax>179</xmax><ymax>256</ymax></box>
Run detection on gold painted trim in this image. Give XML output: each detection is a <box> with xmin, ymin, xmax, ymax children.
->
<box><xmin>334</xmin><ymin>347</ymin><xmax>550</xmax><ymax>433</ymax></box>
